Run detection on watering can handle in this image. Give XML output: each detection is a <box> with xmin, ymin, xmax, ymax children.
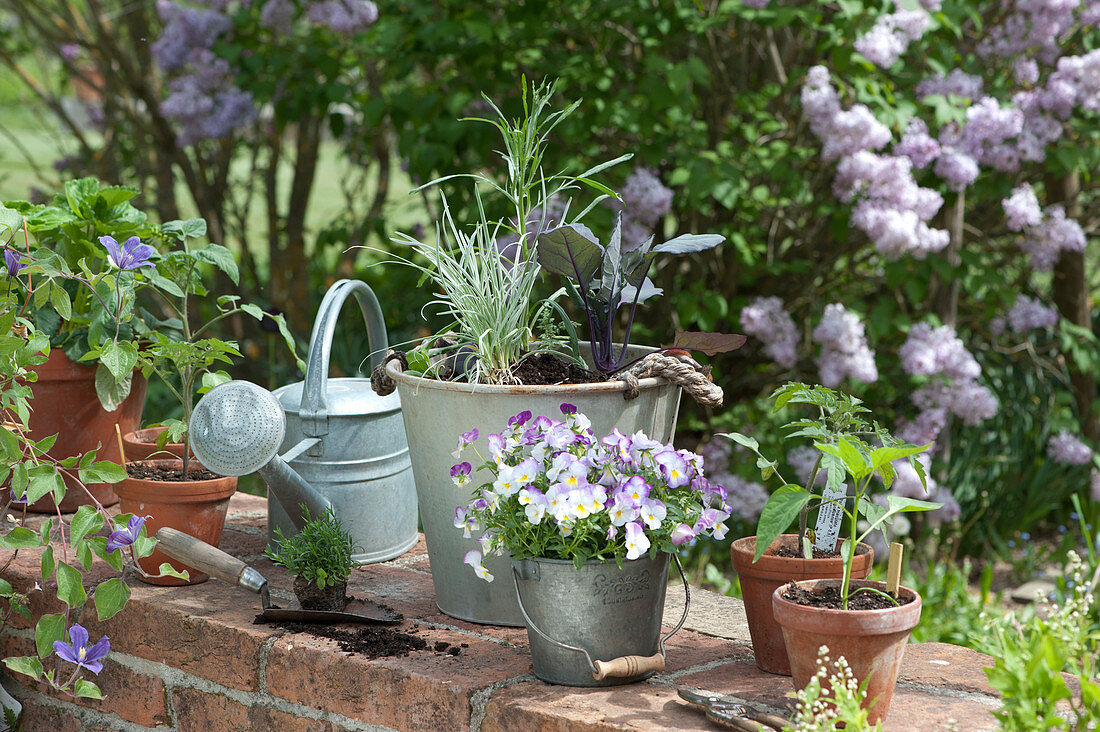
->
<box><xmin>299</xmin><ymin>279</ymin><xmax>389</xmax><ymax>439</ymax></box>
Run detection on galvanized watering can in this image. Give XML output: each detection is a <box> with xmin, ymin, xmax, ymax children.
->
<box><xmin>189</xmin><ymin>279</ymin><xmax>418</xmax><ymax>564</ymax></box>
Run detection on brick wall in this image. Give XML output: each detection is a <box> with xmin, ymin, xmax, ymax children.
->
<box><xmin>0</xmin><ymin>494</ymin><xmax>1002</xmax><ymax>731</ymax></box>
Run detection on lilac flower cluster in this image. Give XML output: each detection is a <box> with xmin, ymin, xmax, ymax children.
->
<box><xmin>978</xmin><ymin>0</ymin><xmax>1083</xmax><ymax>62</ymax></box>
<box><xmin>606</xmin><ymin>167</ymin><xmax>674</xmax><ymax>249</ymax></box>
<box><xmin>159</xmin><ymin>51</ymin><xmax>257</xmax><ymax>146</ymax></box>
<box><xmin>1002</xmin><ymin>184</ymin><xmax>1043</xmax><ymax>231</ymax></box>
<box><xmin>151</xmin><ymin>1</ymin><xmax>232</xmax><ymax>72</ymax></box>
<box><xmin>454</xmin><ymin>406</ymin><xmax>731</xmax><ymax>578</ymax></box>
<box><xmin>739</xmin><ymin>296</ymin><xmax>799</xmax><ymax>369</ymax></box>
<box><xmin>1047</xmin><ymin>430</ymin><xmax>1093</xmax><ymax>466</ymax></box>
<box><xmin>307</xmin><ymin>0</ymin><xmax>379</xmax><ymax>34</ymax></box>
<box><xmin>882</xmin><ymin>453</ymin><xmax>959</xmax><ymax>528</ymax></box>
<box><xmin>803</xmin><ymin>68</ymin><xmax>949</xmax><ymax>259</ymax></box>
<box><xmin>1016</xmin><ymin>204</ymin><xmax>1087</xmax><ymax>271</ymax></box>
<box><xmin>899</xmin><ymin>323</ymin><xmax>997</xmax><ymax>441</ymax></box>
<box><xmin>854</xmin><ymin>8</ymin><xmax>930</xmax><ymax>68</ymax></box>
<box><xmin>915</xmin><ymin>70</ymin><xmax>984</xmax><ymax>101</ymax></box>
<box><xmin>812</xmin><ymin>304</ymin><xmax>878</xmax><ymax>386</ymax></box>
<box><xmin>787</xmin><ymin>445</ymin><xmax>826</xmax><ymax>487</ymax></box>
<box><xmin>695</xmin><ymin>435</ymin><xmax>769</xmax><ymax>523</ymax></box>
<box><xmin>740</xmin><ymin>0</ymin><xmax>771</xmax><ymax>7</ymax></box>
<box><xmin>1006</xmin><ymin>295</ymin><xmax>1059</xmax><ymax>332</ymax></box>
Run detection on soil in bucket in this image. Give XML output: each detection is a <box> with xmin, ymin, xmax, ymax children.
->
<box><xmin>511</xmin><ymin>353</ymin><xmax>605</xmax><ymax>385</ymax></box>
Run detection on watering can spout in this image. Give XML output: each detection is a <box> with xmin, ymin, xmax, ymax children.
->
<box><xmin>258</xmin><ymin>451</ymin><xmax>333</xmax><ymax>530</ymax></box>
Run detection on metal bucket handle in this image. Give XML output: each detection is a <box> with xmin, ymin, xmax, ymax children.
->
<box><xmin>299</xmin><ymin>279</ymin><xmax>389</xmax><ymax>447</ymax></box>
<box><xmin>511</xmin><ymin>554</ymin><xmax>690</xmax><ymax>681</ymax></box>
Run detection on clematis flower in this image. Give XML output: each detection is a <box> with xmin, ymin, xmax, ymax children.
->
<box><xmin>624</xmin><ymin>521</ymin><xmax>651</xmax><ymax>560</ymax></box>
<box><xmin>53</xmin><ymin>624</ymin><xmax>110</xmax><ymax>674</ymax></box>
<box><xmin>4</xmin><ymin>249</ymin><xmax>26</xmax><ymax>276</ymax></box>
<box><xmin>100</xmin><ymin>235</ymin><xmax>155</xmax><ymax>271</ymax></box>
<box><xmin>105</xmin><ymin>514</ymin><xmax>150</xmax><ymax>553</ymax></box>
<box><xmin>450</xmin><ymin>462</ymin><xmax>472</xmax><ymax>487</ymax></box>
<box><xmin>463</xmin><ymin>549</ymin><xmax>493</xmax><ymax>582</ymax></box>
<box><xmin>451</xmin><ymin>429</ymin><xmax>478</xmax><ymax>458</ymax></box>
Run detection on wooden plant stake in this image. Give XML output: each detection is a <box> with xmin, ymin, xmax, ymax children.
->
<box><xmin>886</xmin><ymin>542</ymin><xmax>903</xmax><ymax>597</ymax></box>
<box><xmin>115</xmin><ymin>424</ymin><xmax>127</xmax><ymax>470</ymax></box>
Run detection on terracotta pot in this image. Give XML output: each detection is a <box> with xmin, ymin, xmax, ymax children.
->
<box><xmin>731</xmin><ymin>535</ymin><xmax>873</xmax><ymax>675</ymax></box>
<box><xmin>772</xmin><ymin>579</ymin><xmax>922</xmax><ymax>725</ymax></box>
<box><xmin>114</xmin><ymin>459</ymin><xmax>238</xmax><ymax>586</ymax></box>
<box><xmin>21</xmin><ymin>350</ymin><xmax>147</xmax><ymax>512</ymax></box>
<box><xmin>122</xmin><ymin>426</ymin><xmax>189</xmax><ymax>462</ymax></box>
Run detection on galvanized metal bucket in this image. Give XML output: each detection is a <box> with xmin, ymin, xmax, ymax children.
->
<box><xmin>512</xmin><ymin>553</ymin><xmax>689</xmax><ymax>686</ymax></box>
<box><xmin>387</xmin><ymin>346</ymin><xmax>681</xmax><ymax>626</ymax></box>
<box><xmin>270</xmin><ymin>280</ymin><xmax>418</xmax><ymax>563</ymax></box>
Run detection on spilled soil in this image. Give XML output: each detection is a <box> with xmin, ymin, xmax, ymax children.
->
<box><xmin>261</xmin><ymin>618</ymin><xmax>467</xmax><ymax>659</ymax></box>
<box><xmin>781</xmin><ymin>581</ymin><xmax>915</xmax><ymax>611</ymax></box>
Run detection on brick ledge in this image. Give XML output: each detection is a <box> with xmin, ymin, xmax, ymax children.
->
<box><xmin>0</xmin><ymin>493</ymin><xmax>1000</xmax><ymax>731</ymax></box>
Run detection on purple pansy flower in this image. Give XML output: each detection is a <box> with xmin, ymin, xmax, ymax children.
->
<box><xmin>624</xmin><ymin>520</ymin><xmax>651</xmax><ymax>560</ymax></box>
<box><xmin>655</xmin><ymin>450</ymin><xmax>692</xmax><ymax>488</ymax></box>
<box><xmin>671</xmin><ymin>523</ymin><xmax>697</xmax><ymax>546</ymax></box>
<box><xmin>508</xmin><ymin>410</ymin><xmax>532</xmax><ymax>428</ymax></box>
<box><xmin>451</xmin><ymin>429</ymin><xmax>478</xmax><ymax>458</ymax></box>
<box><xmin>4</xmin><ymin>249</ymin><xmax>26</xmax><ymax>276</ymax></box>
<box><xmin>105</xmin><ymin>514</ymin><xmax>150</xmax><ymax>553</ymax></box>
<box><xmin>53</xmin><ymin>624</ymin><xmax>110</xmax><ymax>674</ymax></box>
<box><xmin>450</xmin><ymin>462</ymin><xmax>472</xmax><ymax>487</ymax></box>
<box><xmin>100</xmin><ymin>235</ymin><xmax>155</xmax><ymax>271</ymax></box>
<box><xmin>559</xmin><ymin>403</ymin><xmax>577</xmax><ymax>414</ymax></box>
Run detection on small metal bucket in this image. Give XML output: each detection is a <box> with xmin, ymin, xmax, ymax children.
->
<box><xmin>511</xmin><ymin>553</ymin><xmax>689</xmax><ymax>686</ymax></box>
<box><xmin>270</xmin><ymin>280</ymin><xmax>418</xmax><ymax>563</ymax></box>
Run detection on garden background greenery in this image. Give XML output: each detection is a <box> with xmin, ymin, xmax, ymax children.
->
<box><xmin>1</xmin><ymin>0</ymin><xmax>1098</xmax><ymax>713</ymax></box>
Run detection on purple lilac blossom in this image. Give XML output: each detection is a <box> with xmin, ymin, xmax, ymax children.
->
<box><xmin>932</xmin><ymin>148</ymin><xmax>980</xmax><ymax>190</ymax></box>
<box><xmin>1003</xmin><ymin>184</ymin><xmax>1043</xmax><ymax>231</ymax></box>
<box><xmin>913</xmin><ymin>380</ymin><xmax>999</xmax><ymax>427</ymax></box>
<box><xmin>854</xmin><ymin>9</ymin><xmax>930</xmax><ymax>68</ymax></box>
<box><xmin>53</xmin><ymin>624</ymin><xmax>110</xmax><ymax>674</ymax></box>
<box><xmin>307</xmin><ymin>0</ymin><xmax>378</xmax><ymax>33</ymax></box>
<box><xmin>740</xmin><ymin>296</ymin><xmax>800</xmax><ymax>369</ymax></box>
<box><xmin>899</xmin><ymin>323</ymin><xmax>980</xmax><ymax>381</ymax></box>
<box><xmin>889</xmin><ymin>454</ymin><xmax>935</xmax><ymax>500</ymax></box>
<box><xmin>697</xmin><ymin>436</ymin><xmax>731</xmax><ymax>474</ymax></box>
<box><xmin>896</xmin><ymin>408</ymin><xmax>947</xmax><ymax>449</ymax></box>
<box><xmin>60</xmin><ymin>43</ymin><xmax>81</xmax><ymax>62</ymax></box>
<box><xmin>812</xmin><ymin>304</ymin><xmax>878</xmax><ymax>386</ymax></box>
<box><xmin>1047</xmin><ymin>431</ymin><xmax>1093</xmax><ymax>465</ymax></box>
<box><xmin>741</xmin><ymin>0</ymin><xmax>771</xmax><ymax>7</ymax></box>
<box><xmin>925</xmin><ymin>486</ymin><xmax>961</xmax><ymax>528</ymax></box>
<box><xmin>105</xmin><ymin>515</ymin><xmax>150</xmax><ymax>553</ymax></box>
<box><xmin>894</xmin><ymin>118</ymin><xmax>940</xmax><ymax>169</ymax></box>
<box><xmin>260</xmin><ymin>0</ymin><xmax>294</xmax><ymax>33</ymax></box>
<box><xmin>100</xmin><ymin>235</ymin><xmax>155</xmax><ymax>270</ymax></box>
<box><xmin>1007</xmin><ymin>295</ymin><xmax>1058</xmax><ymax>332</ymax></box>
<box><xmin>1019</xmin><ymin>205</ymin><xmax>1087</xmax><ymax>271</ymax></box>
<box><xmin>916</xmin><ymin>70</ymin><xmax>984</xmax><ymax>101</ymax></box>
<box><xmin>958</xmin><ymin>97</ymin><xmax>1024</xmax><ymax>171</ymax></box>
<box><xmin>1014</xmin><ymin>57</ymin><xmax>1041</xmax><ymax>84</ymax></box>
<box><xmin>159</xmin><ymin>51</ymin><xmax>256</xmax><ymax>146</ymax></box>
<box><xmin>786</xmin><ymin>445</ymin><xmax>826</xmax><ymax>488</ymax></box>
<box><xmin>151</xmin><ymin>2</ymin><xmax>232</xmax><ymax>72</ymax></box>
<box><xmin>800</xmin><ymin>67</ymin><xmax>891</xmax><ymax>161</ymax></box>
<box><xmin>713</xmin><ymin>473</ymin><xmax>769</xmax><ymax>522</ymax></box>
<box><xmin>615</xmin><ymin>167</ymin><xmax>673</xmax><ymax>229</ymax></box>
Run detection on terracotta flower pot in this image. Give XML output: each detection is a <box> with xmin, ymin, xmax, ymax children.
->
<box><xmin>731</xmin><ymin>534</ymin><xmax>873</xmax><ymax>675</ymax></box>
<box><xmin>20</xmin><ymin>350</ymin><xmax>147</xmax><ymax>512</ymax></box>
<box><xmin>114</xmin><ymin>459</ymin><xmax>238</xmax><ymax>586</ymax></box>
<box><xmin>772</xmin><ymin>578</ymin><xmax>922</xmax><ymax>725</ymax></box>
<box><xmin>122</xmin><ymin>426</ymin><xmax>189</xmax><ymax>462</ymax></box>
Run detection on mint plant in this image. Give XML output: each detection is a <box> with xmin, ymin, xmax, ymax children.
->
<box><xmin>725</xmin><ymin>382</ymin><xmax>940</xmax><ymax>609</ymax></box>
<box><xmin>264</xmin><ymin>507</ymin><xmax>357</xmax><ymax>591</ymax></box>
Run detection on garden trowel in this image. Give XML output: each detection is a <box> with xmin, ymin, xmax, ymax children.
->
<box><xmin>154</xmin><ymin>527</ymin><xmax>402</xmax><ymax>625</ymax></box>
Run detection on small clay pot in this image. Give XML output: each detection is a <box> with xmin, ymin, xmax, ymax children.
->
<box><xmin>122</xmin><ymin>426</ymin><xmax>190</xmax><ymax>462</ymax></box>
<box><xmin>114</xmin><ymin>459</ymin><xmax>238</xmax><ymax>586</ymax></box>
<box><xmin>772</xmin><ymin>578</ymin><xmax>922</xmax><ymax>725</ymax></box>
<box><xmin>731</xmin><ymin>534</ymin><xmax>873</xmax><ymax>675</ymax></box>
<box><xmin>293</xmin><ymin>576</ymin><xmax>347</xmax><ymax>611</ymax></box>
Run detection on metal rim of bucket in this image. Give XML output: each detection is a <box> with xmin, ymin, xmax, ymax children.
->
<box><xmin>511</xmin><ymin>553</ymin><xmax>690</xmax><ymax>678</ymax></box>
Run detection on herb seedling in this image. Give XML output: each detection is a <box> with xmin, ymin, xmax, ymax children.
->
<box><xmin>265</xmin><ymin>507</ymin><xmax>357</xmax><ymax>591</ymax></box>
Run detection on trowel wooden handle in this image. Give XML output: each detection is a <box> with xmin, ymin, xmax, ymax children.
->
<box><xmin>155</xmin><ymin>528</ymin><xmax>253</xmax><ymax>587</ymax></box>
<box><xmin>592</xmin><ymin>653</ymin><xmax>665</xmax><ymax>680</ymax></box>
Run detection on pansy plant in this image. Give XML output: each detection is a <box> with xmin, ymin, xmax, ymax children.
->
<box><xmin>454</xmin><ymin>404</ymin><xmax>731</xmax><ymax>576</ymax></box>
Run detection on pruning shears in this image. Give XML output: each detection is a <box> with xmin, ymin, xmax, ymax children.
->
<box><xmin>677</xmin><ymin>689</ymin><xmax>789</xmax><ymax>731</ymax></box>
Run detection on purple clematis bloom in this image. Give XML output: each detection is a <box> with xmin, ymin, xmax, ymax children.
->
<box><xmin>100</xmin><ymin>235</ymin><xmax>156</xmax><ymax>271</ymax></box>
<box><xmin>4</xmin><ymin>249</ymin><xmax>26</xmax><ymax>276</ymax></box>
<box><xmin>53</xmin><ymin>624</ymin><xmax>110</xmax><ymax>674</ymax></box>
<box><xmin>105</xmin><ymin>514</ymin><xmax>150</xmax><ymax>553</ymax></box>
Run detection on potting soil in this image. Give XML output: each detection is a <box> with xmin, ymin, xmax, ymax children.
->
<box><xmin>781</xmin><ymin>581</ymin><xmax>916</xmax><ymax>611</ymax></box>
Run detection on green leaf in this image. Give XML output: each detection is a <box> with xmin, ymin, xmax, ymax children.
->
<box><xmin>79</xmin><ymin>461</ymin><xmax>128</xmax><ymax>485</ymax></box>
<box><xmin>74</xmin><ymin>679</ymin><xmax>104</xmax><ymax>700</ymax></box>
<box><xmin>870</xmin><ymin>444</ymin><xmax>930</xmax><ymax>473</ymax></box>
<box><xmin>94</xmin><ymin>365</ymin><xmax>133</xmax><ymax>412</ymax></box>
<box><xmin>34</xmin><ymin>614</ymin><xmax>67</xmax><ymax>659</ymax></box>
<box><xmin>26</xmin><ymin>467</ymin><xmax>63</xmax><ymax>504</ymax></box>
<box><xmin>161</xmin><ymin>217</ymin><xmax>207</xmax><ymax>240</ymax></box>
<box><xmin>720</xmin><ymin>432</ymin><xmax>759</xmax><ymax>452</ymax></box>
<box><xmin>41</xmin><ymin>544</ymin><xmax>55</xmax><ymax>580</ymax></box>
<box><xmin>77</xmin><ymin>540</ymin><xmax>93</xmax><ymax>570</ymax></box>
<box><xmin>3</xmin><ymin>656</ymin><xmax>44</xmax><ymax>680</ymax></box>
<box><xmin>240</xmin><ymin>303</ymin><xmax>264</xmax><ymax>321</ymax></box>
<box><xmin>754</xmin><ymin>485</ymin><xmax>813</xmax><ymax>561</ymax></box>
<box><xmin>94</xmin><ymin>578</ymin><xmax>131</xmax><ymax>621</ymax></box>
<box><xmin>89</xmin><ymin>537</ymin><xmax>123</xmax><ymax>572</ymax></box>
<box><xmin>192</xmin><ymin>244</ymin><xmax>239</xmax><ymax>285</ymax></box>
<box><xmin>157</xmin><ymin>563</ymin><xmax>190</xmax><ymax>581</ymax></box>
<box><xmin>70</xmin><ymin>505</ymin><xmax>104</xmax><ymax>545</ymax></box>
<box><xmin>49</xmin><ymin>286</ymin><xmax>72</xmax><ymax>321</ymax></box>
<box><xmin>1</xmin><ymin>526</ymin><xmax>44</xmax><ymax>549</ymax></box>
<box><xmin>55</xmin><ymin>562</ymin><xmax>87</xmax><ymax>609</ymax></box>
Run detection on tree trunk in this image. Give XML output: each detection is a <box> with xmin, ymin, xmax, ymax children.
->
<box><xmin>1046</xmin><ymin>171</ymin><xmax>1097</xmax><ymax>442</ymax></box>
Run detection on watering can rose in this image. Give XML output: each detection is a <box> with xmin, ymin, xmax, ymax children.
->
<box><xmin>453</xmin><ymin>404</ymin><xmax>731</xmax><ymax>576</ymax></box>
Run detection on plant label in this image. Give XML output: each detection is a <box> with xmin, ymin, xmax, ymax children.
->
<box><xmin>812</xmin><ymin>483</ymin><xmax>846</xmax><ymax>552</ymax></box>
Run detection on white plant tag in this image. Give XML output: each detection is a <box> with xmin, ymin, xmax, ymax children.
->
<box><xmin>813</xmin><ymin>482</ymin><xmax>847</xmax><ymax>552</ymax></box>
